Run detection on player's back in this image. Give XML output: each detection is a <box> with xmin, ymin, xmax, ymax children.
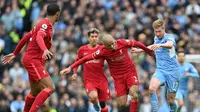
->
<box><xmin>78</xmin><ymin>45</ymin><xmax>107</xmax><ymax>82</ymax></box>
<box><xmin>154</xmin><ymin>34</ymin><xmax>179</xmax><ymax>71</ymax></box>
<box><xmin>25</xmin><ymin>18</ymin><xmax>53</xmax><ymax>60</ymax></box>
<box><xmin>101</xmin><ymin>39</ymin><xmax>137</xmax><ymax>79</ymax></box>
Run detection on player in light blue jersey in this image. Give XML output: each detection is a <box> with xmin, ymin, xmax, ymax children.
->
<box><xmin>131</xmin><ymin>19</ymin><xmax>180</xmax><ymax>112</ymax></box>
<box><xmin>176</xmin><ymin>50</ymin><xmax>199</xmax><ymax>112</ymax></box>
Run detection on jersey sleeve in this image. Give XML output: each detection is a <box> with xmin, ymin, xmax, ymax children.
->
<box><xmin>36</xmin><ymin>22</ymin><xmax>49</xmax><ymax>51</ymax></box>
<box><xmin>93</xmin><ymin>49</ymin><xmax>103</xmax><ymax>59</ymax></box>
<box><xmin>121</xmin><ymin>39</ymin><xmax>153</xmax><ymax>55</ymax></box>
<box><xmin>73</xmin><ymin>48</ymin><xmax>83</xmax><ymax>73</ymax></box>
<box><xmin>188</xmin><ymin>63</ymin><xmax>199</xmax><ymax>77</ymax></box>
<box><xmin>13</xmin><ymin>31</ymin><xmax>33</xmax><ymax>56</ymax></box>
<box><xmin>70</xmin><ymin>49</ymin><xmax>103</xmax><ymax>69</ymax></box>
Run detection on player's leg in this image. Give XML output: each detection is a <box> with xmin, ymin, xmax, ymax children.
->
<box><xmin>117</xmin><ymin>95</ymin><xmax>128</xmax><ymax>112</ymax></box>
<box><xmin>29</xmin><ymin>76</ymin><xmax>55</xmax><ymax>112</ymax></box>
<box><xmin>127</xmin><ymin>74</ymin><xmax>139</xmax><ymax>112</ymax></box>
<box><xmin>166</xmin><ymin>72</ymin><xmax>179</xmax><ymax>112</ymax></box>
<box><xmin>159</xmin><ymin>85</ymin><xmax>170</xmax><ymax>112</ymax></box>
<box><xmin>24</xmin><ymin>88</ymin><xmax>36</xmax><ymax>112</ymax></box>
<box><xmin>149</xmin><ymin>70</ymin><xmax>165</xmax><ymax>112</ymax></box>
<box><xmin>98</xmin><ymin>80</ymin><xmax>110</xmax><ymax>112</ymax></box>
<box><xmin>114</xmin><ymin>78</ymin><xmax>129</xmax><ymax>111</ymax></box>
<box><xmin>85</xmin><ymin>80</ymin><xmax>101</xmax><ymax>112</ymax></box>
<box><xmin>100</xmin><ymin>102</ymin><xmax>108</xmax><ymax>112</ymax></box>
<box><xmin>129</xmin><ymin>85</ymin><xmax>139</xmax><ymax>112</ymax></box>
<box><xmin>89</xmin><ymin>90</ymin><xmax>101</xmax><ymax>112</ymax></box>
<box><xmin>175</xmin><ymin>89</ymin><xmax>184</xmax><ymax>112</ymax></box>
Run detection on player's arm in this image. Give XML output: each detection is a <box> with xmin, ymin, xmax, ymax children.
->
<box><xmin>60</xmin><ymin>50</ymin><xmax>102</xmax><ymax>75</ymax></box>
<box><xmin>13</xmin><ymin>31</ymin><xmax>32</xmax><ymax>56</ymax></box>
<box><xmin>36</xmin><ymin>31</ymin><xmax>48</xmax><ymax>51</ymax></box>
<box><xmin>2</xmin><ymin>31</ymin><xmax>32</xmax><ymax>64</ymax></box>
<box><xmin>187</xmin><ymin>64</ymin><xmax>199</xmax><ymax>78</ymax></box>
<box><xmin>127</xmin><ymin>40</ymin><xmax>153</xmax><ymax>55</ymax></box>
<box><xmin>36</xmin><ymin>27</ymin><xmax>53</xmax><ymax>60</ymax></box>
<box><xmin>159</xmin><ymin>40</ymin><xmax>173</xmax><ymax>49</ymax></box>
<box><xmin>72</xmin><ymin>56</ymin><xmax>80</xmax><ymax>80</ymax></box>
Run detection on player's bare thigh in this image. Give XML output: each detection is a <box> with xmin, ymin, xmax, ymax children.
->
<box><xmin>129</xmin><ymin>85</ymin><xmax>139</xmax><ymax>100</ymax></box>
<box><xmin>149</xmin><ymin>77</ymin><xmax>162</xmax><ymax>93</ymax></box>
<box><xmin>30</xmin><ymin>76</ymin><xmax>55</xmax><ymax>96</ymax></box>
<box><xmin>88</xmin><ymin>90</ymin><xmax>98</xmax><ymax>104</ymax></box>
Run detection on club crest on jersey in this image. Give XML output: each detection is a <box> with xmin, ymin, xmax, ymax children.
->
<box><xmin>40</xmin><ymin>24</ymin><xmax>47</xmax><ymax>31</ymax></box>
<box><xmin>95</xmin><ymin>50</ymin><xmax>100</xmax><ymax>55</ymax></box>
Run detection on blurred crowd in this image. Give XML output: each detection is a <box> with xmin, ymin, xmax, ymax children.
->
<box><xmin>0</xmin><ymin>0</ymin><xmax>200</xmax><ymax>112</ymax></box>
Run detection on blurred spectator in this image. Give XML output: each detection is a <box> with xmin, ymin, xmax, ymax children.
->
<box><xmin>10</xmin><ymin>94</ymin><xmax>25</xmax><ymax>112</ymax></box>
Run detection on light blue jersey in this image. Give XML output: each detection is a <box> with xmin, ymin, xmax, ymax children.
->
<box><xmin>154</xmin><ymin>34</ymin><xmax>179</xmax><ymax>71</ymax></box>
<box><xmin>176</xmin><ymin>62</ymin><xmax>199</xmax><ymax>100</ymax></box>
<box><xmin>152</xmin><ymin>33</ymin><xmax>180</xmax><ymax>92</ymax></box>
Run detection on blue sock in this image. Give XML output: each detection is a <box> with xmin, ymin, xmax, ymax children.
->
<box><xmin>93</xmin><ymin>102</ymin><xmax>101</xmax><ymax>112</ymax></box>
<box><xmin>150</xmin><ymin>93</ymin><xmax>159</xmax><ymax>112</ymax></box>
<box><xmin>169</xmin><ymin>102</ymin><xmax>177</xmax><ymax>112</ymax></box>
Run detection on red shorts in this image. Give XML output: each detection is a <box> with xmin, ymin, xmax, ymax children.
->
<box><xmin>114</xmin><ymin>72</ymin><xmax>139</xmax><ymax>97</ymax></box>
<box><xmin>22</xmin><ymin>56</ymin><xmax>49</xmax><ymax>82</ymax></box>
<box><xmin>84</xmin><ymin>79</ymin><xmax>110</xmax><ymax>102</ymax></box>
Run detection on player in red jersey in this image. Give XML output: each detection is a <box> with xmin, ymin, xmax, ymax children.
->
<box><xmin>2</xmin><ymin>3</ymin><xmax>60</xmax><ymax>112</ymax></box>
<box><xmin>60</xmin><ymin>34</ymin><xmax>154</xmax><ymax>112</ymax></box>
<box><xmin>72</xmin><ymin>28</ymin><xmax>109</xmax><ymax>112</ymax></box>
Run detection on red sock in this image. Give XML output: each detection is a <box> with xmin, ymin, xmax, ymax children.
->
<box><xmin>101</xmin><ymin>105</ymin><xmax>108</xmax><ymax>112</ymax></box>
<box><xmin>130</xmin><ymin>100</ymin><xmax>138</xmax><ymax>112</ymax></box>
<box><xmin>29</xmin><ymin>88</ymin><xmax>53</xmax><ymax>112</ymax></box>
<box><xmin>24</xmin><ymin>93</ymin><xmax>36</xmax><ymax>112</ymax></box>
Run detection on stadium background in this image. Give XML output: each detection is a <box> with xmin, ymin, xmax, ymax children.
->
<box><xmin>0</xmin><ymin>0</ymin><xmax>200</xmax><ymax>112</ymax></box>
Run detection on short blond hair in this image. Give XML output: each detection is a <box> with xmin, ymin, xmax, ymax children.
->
<box><xmin>152</xmin><ymin>19</ymin><xmax>165</xmax><ymax>29</ymax></box>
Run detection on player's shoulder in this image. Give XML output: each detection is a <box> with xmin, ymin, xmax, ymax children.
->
<box><xmin>165</xmin><ymin>33</ymin><xmax>175</xmax><ymax>39</ymax></box>
<box><xmin>117</xmin><ymin>38</ymin><xmax>126</xmax><ymax>42</ymax></box>
<box><xmin>36</xmin><ymin>18</ymin><xmax>51</xmax><ymax>29</ymax></box>
<box><xmin>78</xmin><ymin>45</ymin><xmax>88</xmax><ymax>51</ymax></box>
<box><xmin>185</xmin><ymin>62</ymin><xmax>193</xmax><ymax>66</ymax></box>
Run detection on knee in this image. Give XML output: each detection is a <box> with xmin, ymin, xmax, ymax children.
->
<box><xmin>178</xmin><ymin>101</ymin><xmax>184</xmax><ymax>107</ymax></box>
<box><xmin>118</xmin><ymin>101</ymin><xmax>127</xmax><ymax>107</ymax></box>
<box><xmin>129</xmin><ymin>85</ymin><xmax>139</xmax><ymax>100</ymax></box>
<box><xmin>149</xmin><ymin>86</ymin><xmax>157</xmax><ymax>93</ymax></box>
<box><xmin>47</xmin><ymin>84</ymin><xmax>55</xmax><ymax>93</ymax></box>
<box><xmin>167</xmin><ymin>97</ymin><xmax>175</xmax><ymax>104</ymax></box>
<box><xmin>89</xmin><ymin>94</ymin><xmax>98</xmax><ymax>104</ymax></box>
<box><xmin>131</xmin><ymin>92</ymin><xmax>138</xmax><ymax>100</ymax></box>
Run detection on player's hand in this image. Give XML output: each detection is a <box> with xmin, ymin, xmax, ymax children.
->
<box><xmin>185</xmin><ymin>72</ymin><xmax>190</xmax><ymax>77</ymax></box>
<box><xmin>149</xmin><ymin>44</ymin><xmax>161</xmax><ymax>51</ymax></box>
<box><xmin>2</xmin><ymin>53</ymin><xmax>16</xmax><ymax>64</ymax></box>
<box><xmin>60</xmin><ymin>67</ymin><xmax>71</xmax><ymax>75</ymax></box>
<box><xmin>71</xmin><ymin>73</ymin><xmax>77</xmax><ymax>80</ymax></box>
<box><xmin>130</xmin><ymin>48</ymin><xmax>143</xmax><ymax>54</ymax></box>
<box><xmin>42</xmin><ymin>49</ymin><xmax>53</xmax><ymax>60</ymax></box>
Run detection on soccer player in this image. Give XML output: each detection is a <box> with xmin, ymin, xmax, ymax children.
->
<box><xmin>132</xmin><ymin>19</ymin><xmax>180</xmax><ymax>112</ymax></box>
<box><xmin>72</xmin><ymin>28</ymin><xmax>110</xmax><ymax>112</ymax></box>
<box><xmin>2</xmin><ymin>3</ymin><xmax>60</xmax><ymax>112</ymax></box>
<box><xmin>60</xmin><ymin>34</ymin><xmax>153</xmax><ymax>112</ymax></box>
<box><xmin>176</xmin><ymin>50</ymin><xmax>199</xmax><ymax>112</ymax></box>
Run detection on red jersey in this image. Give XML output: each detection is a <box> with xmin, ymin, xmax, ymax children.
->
<box><xmin>14</xmin><ymin>18</ymin><xmax>53</xmax><ymax>63</ymax></box>
<box><xmin>93</xmin><ymin>39</ymin><xmax>136</xmax><ymax>79</ymax></box>
<box><xmin>70</xmin><ymin>39</ymin><xmax>153</xmax><ymax>79</ymax></box>
<box><xmin>75</xmin><ymin>45</ymin><xmax>107</xmax><ymax>82</ymax></box>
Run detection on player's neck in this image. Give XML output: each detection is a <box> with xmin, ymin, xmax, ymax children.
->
<box><xmin>179</xmin><ymin>61</ymin><xmax>184</xmax><ymax>65</ymax></box>
<box><xmin>88</xmin><ymin>44</ymin><xmax>97</xmax><ymax>48</ymax></box>
<box><xmin>46</xmin><ymin>16</ymin><xmax>55</xmax><ymax>25</ymax></box>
